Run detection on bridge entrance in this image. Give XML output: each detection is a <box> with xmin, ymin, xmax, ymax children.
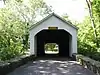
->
<box><xmin>35</xmin><ymin>29</ymin><xmax>71</xmax><ymax>57</ymax></box>
<box><xmin>29</xmin><ymin>13</ymin><xmax>77</xmax><ymax>57</ymax></box>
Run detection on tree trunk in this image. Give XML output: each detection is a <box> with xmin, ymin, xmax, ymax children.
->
<box><xmin>86</xmin><ymin>0</ymin><xmax>99</xmax><ymax>47</ymax></box>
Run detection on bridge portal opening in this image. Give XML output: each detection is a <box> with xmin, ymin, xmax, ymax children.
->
<box><xmin>35</xmin><ymin>29</ymin><xmax>72</xmax><ymax>57</ymax></box>
<box><xmin>44</xmin><ymin>43</ymin><xmax>59</xmax><ymax>54</ymax></box>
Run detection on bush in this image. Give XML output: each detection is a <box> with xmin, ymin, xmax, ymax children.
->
<box><xmin>78</xmin><ymin>41</ymin><xmax>100</xmax><ymax>61</ymax></box>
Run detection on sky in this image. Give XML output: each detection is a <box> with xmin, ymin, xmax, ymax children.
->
<box><xmin>0</xmin><ymin>0</ymin><xmax>4</xmax><ymax>8</ymax></box>
<box><xmin>0</xmin><ymin>0</ymin><xmax>88</xmax><ymax>22</ymax></box>
<box><xmin>44</xmin><ymin>0</ymin><xmax>89</xmax><ymax>22</ymax></box>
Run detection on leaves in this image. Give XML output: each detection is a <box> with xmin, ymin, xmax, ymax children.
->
<box><xmin>0</xmin><ymin>0</ymin><xmax>51</xmax><ymax>61</ymax></box>
<box><xmin>74</xmin><ymin>0</ymin><xmax>100</xmax><ymax>61</ymax></box>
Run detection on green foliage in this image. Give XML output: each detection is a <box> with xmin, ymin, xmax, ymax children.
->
<box><xmin>76</xmin><ymin>16</ymin><xmax>100</xmax><ymax>61</ymax></box>
<box><xmin>78</xmin><ymin>41</ymin><xmax>97</xmax><ymax>57</ymax></box>
<box><xmin>0</xmin><ymin>0</ymin><xmax>51</xmax><ymax>61</ymax></box>
<box><xmin>45</xmin><ymin>43</ymin><xmax>59</xmax><ymax>52</ymax></box>
<box><xmin>0</xmin><ymin>8</ymin><xmax>25</xmax><ymax>60</ymax></box>
<box><xmin>76</xmin><ymin>0</ymin><xmax>100</xmax><ymax>61</ymax></box>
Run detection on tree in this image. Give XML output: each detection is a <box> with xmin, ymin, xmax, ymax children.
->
<box><xmin>0</xmin><ymin>0</ymin><xmax>52</xmax><ymax>60</ymax></box>
<box><xmin>86</xmin><ymin>0</ymin><xmax>99</xmax><ymax>47</ymax></box>
<box><xmin>0</xmin><ymin>8</ymin><xmax>25</xmax><ymax>60</ymax></box>
<box><xmin>76</xmin><ymin>0</ymin><xmax>100</xmax><ymax>60</ymax></box>
<box><xmin>6</xmin><ymin>0</ymin><xmax>52</xmax><ymax>51</ymax></box>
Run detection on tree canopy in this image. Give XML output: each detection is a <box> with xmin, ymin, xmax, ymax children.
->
<box><xmin>0</xmin><ymin>0</ymin><xmax>51</xmax><ymax>61</ymax></box>
<box><xmin>75</xmin><ymin>0</ymin><xmax>100</xmax><ymax>61</ymax></box>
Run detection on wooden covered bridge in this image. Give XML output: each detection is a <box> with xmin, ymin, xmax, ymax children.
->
<box><xmin>29</xmin><ymin>13</ymin><xmax>77</xmax><ymax>57</ymax></box>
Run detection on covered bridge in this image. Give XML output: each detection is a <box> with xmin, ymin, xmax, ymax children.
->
<box><xmin>29</xmin><ymin>13</ymin><xmax>78</xmax><ymax>57</ymax></box>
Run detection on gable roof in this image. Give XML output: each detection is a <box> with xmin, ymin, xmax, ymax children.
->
<box><xmin>30</xmin><ymin>13</ymin><xmax>78</xmax><ymax>30</ymax></box>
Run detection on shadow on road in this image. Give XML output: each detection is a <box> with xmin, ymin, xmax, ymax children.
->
<box><xmin>7</xmin><ymin>57</ymin><xmax>95</xmax><ymax>75</ymax></box>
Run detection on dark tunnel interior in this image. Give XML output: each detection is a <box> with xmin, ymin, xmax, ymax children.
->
<box><xmin>35</xmin><ymin>29</ymin><xmax>71</xmax><ymax>57</ymax></box>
